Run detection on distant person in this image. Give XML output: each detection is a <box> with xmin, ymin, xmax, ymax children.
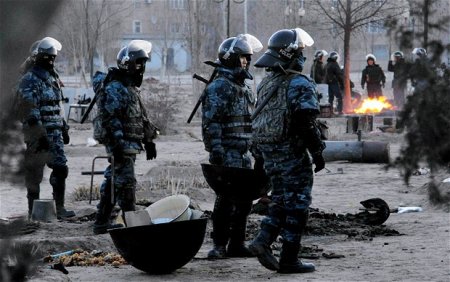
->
<box><xmin>325</xmin><ymin>51</ymin><xmax>344</xmax><ymax>115</ymax></box>
<box><xmin>388</xmin><ymin>51</ymin><xmax>408</xmax><ymax>109</ymax></box>
<box><xmin>310</xmin><ymin>50</ymin><xmax>328</xmax><ymax>83</ymax></box>
<box><xmin>409</xmin><ymin>47</ymin><xmax>434</xmax><ymax>94</ymax></box>
<box><xmin>92</xmin><ymin>40</ymin><xmax>158</xmax><ymax>235</ymax></box>
<box><xmin>17</xmin><ymin>37</ymin><xmax>74</xmax><ymax>219</ymax></box>
<box><xmin>201</xmin><ymin>34</ymin><xmax>261</xmax><ymax>259</ymax></box>
<box><xmin>361</xmin><ymin>54</ymin><xmax>386</xmax><ymax>98</ymax></box>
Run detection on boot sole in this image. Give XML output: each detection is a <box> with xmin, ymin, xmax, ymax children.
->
<box><xmin>248</xmin><ymin>244</ymin><xmax>279</xmax><ymax>271</ymax></box>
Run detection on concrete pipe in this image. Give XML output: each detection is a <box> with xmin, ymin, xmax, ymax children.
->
<box><xmin>323</xmin><ymin>141</ymin><xmax>390</xmax><ymax>163</ymax></box>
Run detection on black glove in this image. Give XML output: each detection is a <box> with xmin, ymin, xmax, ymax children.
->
<box><xmin>210</xmin><ymin>148</ymin><xmax>224</xmax><ymax>165</ymax></box>
<box><xmin>112</xmin><ymin>141</ymin><xmax>124</xmax><ymax>163</ymax></box>
<box><xmin>144</xmin><ymin>141</ymin><xmax>157</xmax><ymax>160</ymax></box>
<box><xmin>361</xmin><ymin>84</ymin><xmax>365</xmax><ymax>90</ymax></box>
<box><xmin>382</xmin><ymin>83</ymin><xmax>385</xmax><ymax>88</ymax></box>
<box><xmin>36</xmin><ymin>135</ymin><xmax>50</xmax><ymax>152</ymax></box>
<box><xmin>312</xmin><ymin>152</ymin><xmax>325</xmax><ymax>173</ymax></box>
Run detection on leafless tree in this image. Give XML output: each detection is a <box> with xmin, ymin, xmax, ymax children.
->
<box><xmin>312</xmin><ymin>0</ymin><xmax>407</xmax><ymax>113</ymax></box>
<box><xmin>52</xmin><ymin>0</ymin><xmax>132</xmax><ymax>85</ymax></box>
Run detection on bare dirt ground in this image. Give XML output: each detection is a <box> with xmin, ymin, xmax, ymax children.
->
<box><xmin>1</xmin><ymin>85</ymin><xmax>450</xmax><ymax>281</ymax></box>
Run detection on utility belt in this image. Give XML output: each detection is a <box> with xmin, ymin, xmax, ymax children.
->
<box><xmin>222</xmin><ymin>125</ymin><xmax>252</xmax><ymax>135</ymax></box>
<box><xmin>41</xmin><ymin>100</ymin><xmax>61</xmax><ymax>106</ymax></box>
<box><xmin>41</xmin><ymin>110</ymin><xmax>60</xmax><ymax>116</ymax></box>
<box><xmin>222</xmin><ymin>115</ymin><xmax>251</xmax><ymax>123</ymax></box>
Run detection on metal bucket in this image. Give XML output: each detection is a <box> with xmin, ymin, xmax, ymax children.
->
<box><xmin>31</xmin><ymin>199</ymin><xmax>57</xmax><ymax>222</ymax></box>
<box><xmin>109</xmin><ymin>218</ymin><xmax>207</xmax><ymax>274</ymax></box>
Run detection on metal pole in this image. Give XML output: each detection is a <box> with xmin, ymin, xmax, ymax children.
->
<box><xmin>244</xmin><ymin>0</ymin><xmax>247</xmax><ymax>33</ymax></box>
<box><xmin>227</xmin><ymin>0</ymin><xmax>230</xmax><ymax>37</ymax></box>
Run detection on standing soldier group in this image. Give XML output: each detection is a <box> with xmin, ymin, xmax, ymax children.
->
<box><xmin>18</xmin><ymin>27</ymin><xmax>434</xmax><ymax>277</ymax></box>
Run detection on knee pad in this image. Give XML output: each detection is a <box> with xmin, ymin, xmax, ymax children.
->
<box><xmin>53</xmin><ymin>165</ymin><xmax>69</xmax><ymax>179</ymax></box>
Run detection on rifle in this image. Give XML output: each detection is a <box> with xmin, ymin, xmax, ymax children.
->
<box><xmin>186</xmin><ymin>61</ymin><xmax>220</xmax><ymax>123</ymax></box>
<box><xmin>80</xmin><ymin>92</ymin><xmax>100</xmax><ymax>124</ymax></box>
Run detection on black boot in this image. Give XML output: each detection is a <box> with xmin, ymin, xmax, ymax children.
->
<box><xmin>248</xmin><ymin>228</ymin><xmax>280</xmax><ymax>271</ymax></box>
<box><xmin>207</xmin><ymin>244</ymin><xmax>227</xmax><ymax>259</ymax></box>
<box><xmin>93</xmin><ymin>182</ymin><xmax>123</xmax><ymax>235</ymax></box>
<box><xmin>51</xmin><ymin>167</ymin><xmax>75</xmax><ymax>219</ymax></box>
<box><xmin>27</xmin><ymin>192</ymin><xmax>39</xmax><ymax>219</ymax></box>
<box><xmin>227</xmin><ymin>205</ymin><xmax>254</xmax><ymax>258</ymax></box>
<box><xmin>278</xmin><ymin>241</ymin><xmax>315</xmax><ymax>274</ymax></box>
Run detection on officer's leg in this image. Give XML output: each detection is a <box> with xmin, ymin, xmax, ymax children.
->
<box><xmin>278</xmin><ymin>157</ymin><xmax>315</xmax><ymax>274</ymax></box>
<box><xmin>116</xmin><ymin>156</ymin><xmax>137</xmax><ymax>223</ymax></box>
<box><xmin>335</xmin><ymin>87</ymin><xmax>343</xmax><ymax>113</ymax></box>
<box><xmin>227</xmin><ymin>200</ymin><xmax>254</xmax><ymax>257</ymax></box>
<box><xmin>249</xmin><ymin>159</ymin><xmax>284</xmax><ymax>271</ymax></box>
<box><xmin>25</xmin><ymin>150</ymin><xmax>45</xmax><ymax>218</ymax></box>
<box><xmin>328</xmin><ymin>85</ymin><xmax>335</xmax><ymax>111</ymax></box>
<box><xmin>208</xmin><ymin>195</ymin><xmax>232</xmax><ymax>259</ymax></box>
<box><xmin>48</xmin><ymin>130</ymin><xmax>75</xmax><ymax>219</ymax></box>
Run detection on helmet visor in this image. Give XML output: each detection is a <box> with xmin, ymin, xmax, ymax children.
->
<box><xmin>293</xmin><ymin>28</ymin><xmax>314</xmax><ymax>48</ymax></box>
<box><xmin>241</xmin><ymin>34</ymin><xmax>263</xmax><ymax>53</ymax></box>
<box><xmin>127</xmin><ymin>40</ymin><xmax>152</xmax><ymax>54</ymax></box>
<box><xmin>38</xmin><ymin>37</ymin><xmax>62</xmax><ymax>52</ymax></box>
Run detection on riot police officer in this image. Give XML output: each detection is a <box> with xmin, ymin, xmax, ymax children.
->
<box><xmin>310</xmin><ymin>49</ymin><xmax>328</xmax><ymax>83</ymax></box>
<box><xmin>249</xmin><ymin>28</ymin><xmax>325</xmax><ymax>274</ymax></box>
<box><xmin>18</xmin><ymin>37</ymin><xmax>75</xmax><ymax>219</ymax></box>
<box><xmin>201</xmin><ymin>34</ymin><xmax>262</xmax><ymax>259</ymax></box>
<box><xmin>325</xmin><ymin>51</ymin><xmax>344</xmax><ymax>115</ymax></box>
<box><xmin>388</xmin><ymin>51</ymin><xmax>408</xmax><ymax>109</ymax></box>
<box><xmin>93</xmin><ymin>40</ymin><xmax>157</xmax><ymax>234</ymax></box>
<box><xmin>361</xmin><ymin>54</ymin><xmax>386</xmax><ymax>98</ymax></box>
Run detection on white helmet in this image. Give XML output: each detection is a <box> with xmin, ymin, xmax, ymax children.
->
<box><xmin>314</xmin><ymin>50</ymin><xmax>328</xmax><ymax>59</ymax></box>
<box><xmin>366</xmin><ymin>54</ymin><xmax>376</xmax><ymax>62</ymax></box>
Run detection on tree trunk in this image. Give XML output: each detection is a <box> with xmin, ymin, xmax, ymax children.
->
<box><xmin>343</xmin><ymin>0</ymin><xmax>353</xmax><ymax>113</ymax></box>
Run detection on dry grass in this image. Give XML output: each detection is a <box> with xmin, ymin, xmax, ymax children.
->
<box><xmin>72</xmin><ymin>184</ymin><xmax>100</xmax><ymax>201</ymax></box>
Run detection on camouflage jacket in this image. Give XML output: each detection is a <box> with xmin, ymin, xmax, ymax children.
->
<box><xmin>18</xmin><ymin>65</ymin><xmax>64</xmax><ymax>131</ymax></box>
<box><xmin>93</xmin><ymin>69</ymin><xmax>148</xmax><ymax>153</ymax></box>
<box><xmin>201</xmin><ymin>67</ymin><xmax>255</xmax><ymax>153</ymax></box>
<box><xmin>252</xmin><ymin>71</ymin><xmax>325</xmax><ymax>155</ymax></box>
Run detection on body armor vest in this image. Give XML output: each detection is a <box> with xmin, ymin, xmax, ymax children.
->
<box><xmin>122</xmin><ymin>86</ymin><xmax>145</xmax><ymax>141</ymax></box>
<box><xmin>252</xmin><ymin>73</ymin><xmax>293</xmax><ymax>144</ymax></box>
<box><xmin>218</xmin><ymin>76</ymin><xmax>253</xmax><ymax>140</ymax></box>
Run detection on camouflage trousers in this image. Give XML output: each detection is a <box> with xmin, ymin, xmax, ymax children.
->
<box><xmin>100</xmin><ymin>154</ymin><xmax>137</xmax><ymax>212</ymax></box>
<box><xmin>209</xmin><ymin>147</ymin><xmax>253</xmax><ymax>245</ymax></box>
<box><xmin>24</xmin><ymin>129</ymin><xmax>67</xmax><ymax>196</ymax></box>
<box><xmin>257</xmin><ymin>142</ymin><xmax>313</xmax><ymax>243</ymax></box>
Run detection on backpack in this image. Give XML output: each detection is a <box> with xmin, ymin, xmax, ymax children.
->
<box><xmin>91</xmin><ymin>71</ymin><xmax>108</xmax><ymax>144</ymax></box>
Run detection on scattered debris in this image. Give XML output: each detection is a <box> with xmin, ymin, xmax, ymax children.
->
<box><xmin>396</xmin><ymin>207</ymin><xmax>423</xmax><ymax>213</ymax></box>
<box><xmin>412</xmin><ymin>167</ymin><xmax>430</xmax><ymax>176</ymax></box>
<box><xmin>44</xmin><ymin>249</ymin><xmax>127</xmax><ymax>267</ymax></box>
<box><xmin>49</xmin><ymin>262</ymin><xmax>68</xmax><ymax>274</ymax></box>
<box><xmin>322</xmin><ymin>252</ymin><xmax>346</xmax><ymax>259</ymax></box>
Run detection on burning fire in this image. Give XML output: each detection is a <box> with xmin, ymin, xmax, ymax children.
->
<box><xmin>354</xmin><ymin>96</ymin><xmax>393</xmax><ymax>114</ymax></box>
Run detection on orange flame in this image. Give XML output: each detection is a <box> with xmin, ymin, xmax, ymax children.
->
<box><xmin>354</xmin><ymin>96</ymin><xmax>393</xmax><ymax>114</ymax></box>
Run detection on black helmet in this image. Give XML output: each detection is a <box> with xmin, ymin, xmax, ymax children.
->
<box><xmin>329</xmin><ymin>51</ymin><xmax>339</xmax><ymax>62</ymax></box>
<box><xmin>393</xmin><ymin>51</ymin><xmax>404</xmax><ymax>58</ymax></box>
<box><xmin>254</xmin><ymin>28</ymin><xmax>314</xmax><ymax>68</ymax></box>
<box><xmin>117</xmin><ymin>40</ymin><xmax>152</xmax><ymax>74</ymax></box>
<box><xmin>314</xmin><ymin>50</ymin><xmax>328</xmax><ymax>60</ymax></box>
<box><xmin>218</xmin><ymin>36</ymin><xmax>253</xmax><ymax>68</ymax></box>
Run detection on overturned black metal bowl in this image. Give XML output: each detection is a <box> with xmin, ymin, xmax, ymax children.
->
<box><xmin>201</xmin><ymin>163</ymin><xmax>270</xmax><ymax>203</ymax></box>
<box><xmin>109</xmin><ymin>218</ymin><xmax>207</xmax><ymax>274</ymax></box>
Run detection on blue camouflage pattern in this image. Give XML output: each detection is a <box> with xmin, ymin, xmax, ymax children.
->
<box><xmin>202</xmin><ymin>67</ymin><xmax>254</xmax><ymax>168</ymax></box>
<box><xmin>252</xmin><ymin>67</ymin><xmax>323</xmax><ymax>244</ymax></box>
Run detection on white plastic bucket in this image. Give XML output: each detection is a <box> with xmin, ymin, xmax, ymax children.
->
<box><xmin>146</xmin><ymin>195</ymin><xmax>192</xmax><ymax>224</ymax></box>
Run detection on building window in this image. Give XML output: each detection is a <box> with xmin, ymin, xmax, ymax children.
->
<box><xmin>332</xmin><ymin>0</ymin><xmax>338</xmax><ymax>9</ymax></box>
<box><xmin>170</xmin><ymin>23</ymin><xmax>181</xmax><ymax>33</ymax></box>
<box><xmin>299</xmin><ymin>0</ymin><xmax>305</xmax><ymax>9</ymax></box>
<box><xmin>366</xmin><ymin>20</ymin><xmax>385</xmax><ymax>33</ymax></box>
<box><xmin>134</xmin><ymin>0</ymin><xmax>141</xmax><ymax>8</ymax></box>
<box><xmin>373</xmin><ymin>44</ymin><xmax>388</xmax><ymax>60</ymax></box>
<box><xmin>133</xmin><ymin>20</ymin><xmax>141</xmax><ymax>34</ymax></box>
<box><xmin>170</xmin><ymin>0</ymin><xmax>186</xmax><ymax>10</ymax></box>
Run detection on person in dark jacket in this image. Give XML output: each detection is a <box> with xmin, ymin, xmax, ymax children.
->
<box><xmin>249</xmin><ymin>28</ymin><xmax>325</xmax><ymax>274</ymax></box>
<box><xmin>325</xmin><ymin>51</ymin><xmax>344</xmax><ymax>114</ymax></box>
<box><xmin>202</xmin><ymin>34</ymin><xmax>262</xmax><ymax>259</ymax></box>
<box><xmin>388</xmin><ymin>51</ymin><xmax>409</xmax><ymax>109</ymax></box>
<box><xmin>92</xmin><ymin>40</ymin><xmax>158</xmax><ymax>235</ymax></box>
<box><xmin>17</xmin><ymin>37</ymin><xmax>75</xmax><ymax>219</ymax></box>
<box><xmin>361</xmin><ymin>54</ymin><xmax>386</xmax><ymax>98</ymax></box>
<box><xmin>310</xmin><ymin>50</ymin><xmax>328</xmax><ymax>84</ymax></box>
